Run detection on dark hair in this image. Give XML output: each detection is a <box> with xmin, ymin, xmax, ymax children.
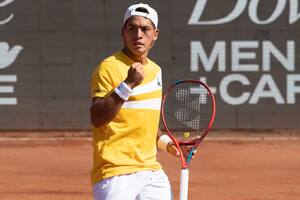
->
<box><xmin>123</xmin><ymin>17</ymin><xmax>156</xmax><ymax>29</ymax></box>
<box><xmin>135</xmin><ymin>7</ymin><xmax>149</xmax><ymax>14</ymax></box>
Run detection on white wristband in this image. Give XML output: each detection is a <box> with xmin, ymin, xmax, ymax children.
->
<box><xmin>157</xmin><ymin>134</ymin><xmax>173</xmax><ymax>152</ymax></box>
<box><xmin>114</xmin><ymin>82</ymin><xmax>133</xmax><ymax>101</ymax></box>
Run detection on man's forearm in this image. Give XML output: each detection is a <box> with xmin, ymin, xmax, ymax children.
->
<box><xmin>90</xmin><ymin>92</ymin><xmax>125</xmax><ymax>128</ymax></box>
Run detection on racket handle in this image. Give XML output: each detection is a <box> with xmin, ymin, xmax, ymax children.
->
<box><xmin>179</xmin><ymin>169</ymin><xmax>189</xmax><ymax>200</ymax></box>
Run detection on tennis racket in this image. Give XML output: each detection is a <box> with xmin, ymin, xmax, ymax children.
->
<box><xmin>161</xmin><ymin>80</ymin><xmax>216</xmax><ymax>200</ymax></box>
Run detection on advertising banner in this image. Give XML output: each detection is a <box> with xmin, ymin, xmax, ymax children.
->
<box><xmin>0</xmin><ymin>0</ymin><xmax>299</xmax><ymax>129</ymax></box>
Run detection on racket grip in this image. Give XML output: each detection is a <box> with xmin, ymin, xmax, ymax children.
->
<box><xmin>179</xmin><ymin>169</ymin><xmax>189</xmax><ymax>200</ymax></box>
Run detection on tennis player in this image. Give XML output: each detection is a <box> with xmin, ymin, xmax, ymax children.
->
<box><xmin>90</xmin><ymin>3</ymin><xmax>188</xmax><ymax>200</ymax></box>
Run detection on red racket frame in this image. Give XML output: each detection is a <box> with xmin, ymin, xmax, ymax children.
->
<box><xmin>161</xmin><ymin>80</ymin><xmax>216</xmax><ymax>169</ymax></box>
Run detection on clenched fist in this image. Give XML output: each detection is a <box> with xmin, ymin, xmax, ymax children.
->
<box><xmin>124</xmin><ymin>62</ymin><xmax>145</xmax><ymax>88</ymax></box>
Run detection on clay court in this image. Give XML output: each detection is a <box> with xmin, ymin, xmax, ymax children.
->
<box><xmin>1</xmin><ymin>1</ymin><xmax>300</xmax><ymax>200</ymax></box>
<box><xmin>0</xmin><ymin>130</ymin><xmax>299</xmax><ymax>200</ymax></box>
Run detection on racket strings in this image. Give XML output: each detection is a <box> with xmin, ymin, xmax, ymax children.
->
<box><xmin>164</xmin><ymin>82</ymin><xmax>214</xmax><ymax>141</ymax></box>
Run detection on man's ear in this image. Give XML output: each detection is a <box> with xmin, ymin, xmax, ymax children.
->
<box><xmin>121</xmin><ymin>27</ymin><xmax>125</xmax><ymax>37</ymax></box>
<box><xmin>153</xmin><ymin>29</ymin><xmax>159</xmax><ymax>41</ymax></box>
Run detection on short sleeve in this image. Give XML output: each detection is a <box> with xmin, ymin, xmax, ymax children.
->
<box><xmin>91</xmin><ymin>61</ymin><xmax>119</xmax><ymax>98</ymax></box>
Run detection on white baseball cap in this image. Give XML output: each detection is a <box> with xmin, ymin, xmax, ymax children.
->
<box><xmin>123</xmin><ymin>3</ymin><xmax>158</xmax><ymax>28</ymax></box>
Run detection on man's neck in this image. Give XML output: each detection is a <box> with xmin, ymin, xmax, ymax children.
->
<box><xmin>122</xmin><ymin>48</ymin><xmax>148</xmax><ymax>65</ymax></box>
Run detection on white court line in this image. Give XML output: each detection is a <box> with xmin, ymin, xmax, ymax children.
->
<box><xmin>0</xmin><ymin>137</ymin><xmax>92</xmax><ymax>142</ymax></box>
<box><xmin>205</xmin><ymin>136</ymin><xmax>300</xmax><ymax>141</ymax></box>
<box><xmin>0</xmin><ymin>136</ymin><xmax>299</xmax><ymax>142</ymax></box>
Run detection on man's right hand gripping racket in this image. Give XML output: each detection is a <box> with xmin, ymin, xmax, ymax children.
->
<box><xmin>161</xmin><ymin>80</ymin><xmax>216</xmax><ymax>200</ymax></box>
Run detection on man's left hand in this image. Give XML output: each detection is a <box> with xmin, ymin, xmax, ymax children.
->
<box><xmin>166</xmin><ymin>143</ymin><xmax>197</xmax><ymax>159</ymax></box>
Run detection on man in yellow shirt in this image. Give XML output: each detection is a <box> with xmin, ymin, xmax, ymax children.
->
<box><xmin>90</xmin><ymin>3</ymin><xmax>180</xmax><ymax>200</ymax></box>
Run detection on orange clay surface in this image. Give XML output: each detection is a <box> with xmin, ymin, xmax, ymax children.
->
<box><xmin>0</xmin><ymin>131</ymin><xmax>300</xmax><ymax>200</ymax></box>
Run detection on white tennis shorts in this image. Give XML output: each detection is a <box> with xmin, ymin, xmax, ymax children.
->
<box><xmin>92</xmin><ymin>170</ymin><xmax>173</xmax><ymax>200</ymax></box>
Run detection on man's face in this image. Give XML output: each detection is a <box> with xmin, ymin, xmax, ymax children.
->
<box><xmin>122</xmin><ymin>16</ymin><xmax>159</xmax><ymax>57</ymax></box>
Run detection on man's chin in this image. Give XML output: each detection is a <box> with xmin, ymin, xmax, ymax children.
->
<box><xmin>130</xmin><ymin>49</ymin><xmax>146</xmax><ymax>57</ymax></box>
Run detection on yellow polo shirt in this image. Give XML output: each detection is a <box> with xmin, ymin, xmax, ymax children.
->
<box><xmin>90</xmin><ymin>51</ymin><xmax>163</xmax><ymax>185</ymax></box>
